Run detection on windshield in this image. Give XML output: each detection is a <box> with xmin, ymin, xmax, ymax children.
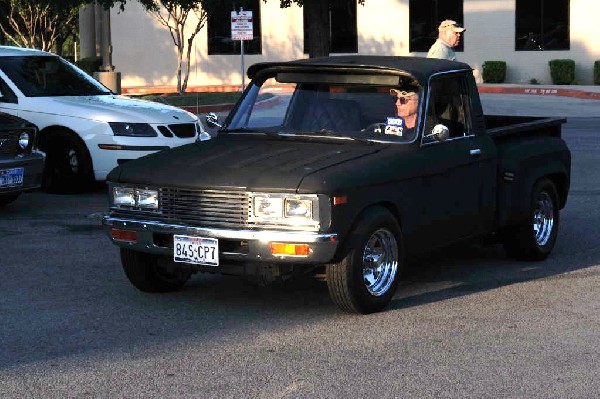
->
<box><xmin>0</xmin><ymin>55</ymin><xmax>112</xmax><ymax>97</ymax></box>
<box><xmin>224</xmin><ymin>71</ymin><xmax>422</xmax><ymax>143</ymax></box>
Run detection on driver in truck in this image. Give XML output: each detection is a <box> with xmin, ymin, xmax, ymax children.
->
<box><xmin>389</xmin><ymin>88</ymin><xmax>419</xmax><ymax>139</ymax></box>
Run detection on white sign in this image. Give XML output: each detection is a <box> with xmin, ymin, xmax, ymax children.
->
<box><xmin>231</xmin><ymin>10</ymin><xmax>253</xmax><ymax>41</ymax></box>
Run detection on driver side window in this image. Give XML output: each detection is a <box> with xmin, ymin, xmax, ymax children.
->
<box><xmin>423</xmin><ymin>75</ymin><xmax>471</xmax><ymax>144</ymax></box>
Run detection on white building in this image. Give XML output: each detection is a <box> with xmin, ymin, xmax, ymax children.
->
<box><xmin>81</xmin><ymin>0</ymin><xmax>600</xmax><ymax>91</ymax></box>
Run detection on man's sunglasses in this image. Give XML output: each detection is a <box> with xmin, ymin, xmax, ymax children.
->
<box><xmin>393</xmin><ymin>96</ymin><xmax>414</xmax><ymax>105</ymax></box>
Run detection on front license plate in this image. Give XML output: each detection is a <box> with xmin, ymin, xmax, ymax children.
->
<box><xmin>0</xmin><ymin>167</ymin><xmax>24</xmax><ymax>188</ymax></box>
<box><xmin>173</xmin><ymin>235</ymin><xmax>219</xmax><ymax>266</ymax></box>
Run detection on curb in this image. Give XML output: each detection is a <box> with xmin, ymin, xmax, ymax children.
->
<box><xmin>477</xmin><ymin>86</ymin><xmax>600</xmax><ymax>100</ymax></box>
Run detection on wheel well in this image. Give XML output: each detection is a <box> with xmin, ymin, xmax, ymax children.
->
<box><xmin>332</xmin><ymin>201</ymin><xmax>403</xmax><ymax>262</ymax></box>
<box><xmin>38</xmin><ymin>126</ymin><xmax>93</xmax><ymax>167</ymax></box>
<box><xmin>545</xmin><ymin>173</ymin><xmax>568</xmax><ymax>209</ymax></box>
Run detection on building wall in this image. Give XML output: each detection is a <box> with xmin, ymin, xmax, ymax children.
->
<box><xmin>109</xmin><ymin>0</ymin><xmax>600</xmax><ymax>89</ymax></box>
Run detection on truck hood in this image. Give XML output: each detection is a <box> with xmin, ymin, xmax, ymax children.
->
<box><xmin>20</xmin><ymin>95</ymin><xmax>196</xmax><ymax>123</ymax></box>
<box><xmin>110</xmin><ymin>135</ymin><xmax>386</xmax><ymax>191</ymax></box>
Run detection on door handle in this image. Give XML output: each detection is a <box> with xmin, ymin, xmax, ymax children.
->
<box><xmin>470</xmin><ymin>149</ymin><xmax>482</xmax><ymax>156</ymax></box>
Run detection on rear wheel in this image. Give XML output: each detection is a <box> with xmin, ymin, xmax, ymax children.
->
<box><xmin>42</xmin><ymin>130</ymin><xmax>93</xmax><ymax>193</ymax></box>
<box><xmin>503</xmin><ymin>178</ymin><xmax>560</xmax><ymax>261</ymax></box>
<box><xmin>326</xmin><ymin>206</ymin><xmax>403</xmax><ymax>314</ymax></box>
<box><xmin>120</xmin><ymin>248</ymin><xmax>192</xmax><ymax>292</ymax></box>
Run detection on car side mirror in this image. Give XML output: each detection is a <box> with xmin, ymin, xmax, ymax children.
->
<box><xmin>431</xmin><ymin>124</ymin><xmax>449</xmax><ymax>142</ymax></box>
<box><xmin>205</xmin><ymin>112</ymin><xmax>221</xmax><ymax>128</ymax></box>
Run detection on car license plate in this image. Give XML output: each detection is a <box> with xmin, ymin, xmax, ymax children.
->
<box><xmin>173</xmin><ymin>235</ymin><xmax>219</xmax><ymax>266</ymax></box>
<box><xmin>0</xmin><ymin>167</ymin><xmax>24</xmax><ymax>188</ymax></box>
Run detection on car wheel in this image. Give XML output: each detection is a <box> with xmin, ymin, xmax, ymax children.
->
<box><xmin>503</xmin><ymin>178</ymin><xmax>560</xmax><ymax>261</ymax></box>
<box><xmin>0</xmin><ymin>193</ymin><xmax>21</xmax><ymax>207</ymax></box>
<box><xmin>42</xmin><ymin>130</ymin><xmax>93</xmax><ymax>193</ymax></box>
<box><xmin>326</xmin><ymin>206</ymin><xmax>404</xmax><ymax>314</ymax></box>
<box><xmin>120</xmin><ymin>248</ymin><xmax>192</xmax><ymax>293</ymax></box>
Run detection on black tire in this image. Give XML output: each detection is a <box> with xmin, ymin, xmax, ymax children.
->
<box><xmin>120</xmin><ymin>248</ymin><xmax>191</xmax><ymax>292</ymax></box>
<box><xmin>42</xmin><ymin>130</ymin><xmax>93</xmax><ymax>194</ymax></box>
<box><xmin>0</xmin><ymin>193</ymin><xmax>21</xmax><ymax>207</ymax></box>
<box><xmin>326</xmin><ymin>206</ymin><xmax>404</xmax><ymax>314</ymax></box>
<box><xmin>503</xmin><ymin>178</ymin><xmax>560</xmax><ymax>261</ymax></box>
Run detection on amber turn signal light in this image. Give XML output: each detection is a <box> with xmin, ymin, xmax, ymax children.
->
<box><xmin>270</xmin><ymin>243</ymin><xmax>310</xmax><ymax>256</ymax></box>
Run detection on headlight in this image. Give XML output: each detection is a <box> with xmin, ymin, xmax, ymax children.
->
<box><xmin>250</xmin><ymin>193</ymin><xmax>320</xmax><ymax>229</ymax></box>
<box><xmin>18</xmin><ymin>131</ymin><xmax>30</xmax><ymax>149</ymax></box>
<box><xmin>136</xmin><ymin>189</ymin><xmax>159</xmax><ymax>209</ymax></box>
<box><xmin>109</xmin><ymin>122</ymin><xmax>157</xmax><ymax>137</ymax></box>
<box><xmin>285</xmin><ymin>199</ymin><xmax>312</xmax><ymax>218</ymax></box>
<box><xmin>112</xmin><ymin>186</ymin><xmax>159</xmax><ymax>210</ymax></box>
<box><xmin>113</xmin><ymin>187</ymin><xmax>135</xmax><ymax>207</ymax></box>
<box><xmin>254</xmin><ymin>196</ymin><xmax>284</xmax><ymax>218</ymax></box>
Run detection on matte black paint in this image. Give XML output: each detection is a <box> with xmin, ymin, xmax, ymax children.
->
<box><xmin>107</xmin><ymin>57</ymin><xmax>571</xmax><ymax>260</ymax></box>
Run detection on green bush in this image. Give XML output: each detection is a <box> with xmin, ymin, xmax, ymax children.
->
<box><xmin>594</xmin><ymin>61</ymin><xmax>600</xmax><ymax>85</ymax></box>
<box><xmin>482</xmin><ymin>61</ymin><xmax>507</xmax><ymax>83</ymax></box>
<box><xmin>75</xmin><ymin>56</ymin><xmax>102</xmax><ymax>76</ymax></box>
<box><xmin>548</xmin><ymin>59</ymin><xmax>575</xmax><ymax>85</ymax></box>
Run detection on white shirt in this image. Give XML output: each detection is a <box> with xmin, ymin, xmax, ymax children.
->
<box><xmin>427</xmin><ymin>39</ymin><xmax>456</xmax><ymax>61</ymax></box>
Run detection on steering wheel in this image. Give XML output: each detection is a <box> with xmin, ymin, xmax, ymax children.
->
<box><xmin>362</xmin><ymin>122</ymin><xmax>387</xmax><ymax>134</ymax></box>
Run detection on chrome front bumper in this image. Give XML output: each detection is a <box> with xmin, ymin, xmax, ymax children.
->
<box><xmin>102</xmin><ymin>216</ymin><xmax>339</xmax><ymax>264</ymax></box>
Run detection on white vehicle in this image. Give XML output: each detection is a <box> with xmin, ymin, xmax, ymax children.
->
<box><xmin>0</xmin><ymin>46</ymin><xmax>209</xmax><ymax>192</ymax></box>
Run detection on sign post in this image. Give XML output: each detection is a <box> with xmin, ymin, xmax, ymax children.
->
<box><xmin>231</xmin><ymin>8</ymin><xmax>253</xmax><ymax>92</ymax></box>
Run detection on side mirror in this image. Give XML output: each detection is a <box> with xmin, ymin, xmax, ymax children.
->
<box><xmin>431</xmin><ymin>124</ymin><xmax>449</xmax><ymax>142</ymax></box>
<box><xmin>205</xmin><ymin>112</ymin><xmax>221</xmax><ymax>128</ymax></box>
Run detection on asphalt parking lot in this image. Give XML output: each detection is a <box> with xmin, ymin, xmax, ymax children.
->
<box><xmin>1</xmin><ymin>95</ymin><xmax>599</xmax><ymax>398</ymax></box>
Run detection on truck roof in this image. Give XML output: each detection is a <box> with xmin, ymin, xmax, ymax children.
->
<box><xmin>247</xmin><ymin>55</ymin><xmax>472</xmax><ymax>87</ymax></box>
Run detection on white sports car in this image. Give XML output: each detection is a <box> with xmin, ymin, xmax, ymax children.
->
<box><xmin>0</xmin><ymin>46</ymin><xmax>209</xmax><ymax>193</ymax></box>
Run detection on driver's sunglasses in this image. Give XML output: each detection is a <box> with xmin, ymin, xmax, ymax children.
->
<box><xmin>394</xmin><ymin>96</ymin><xmax>412</xmax><ymax>105</ymax></box>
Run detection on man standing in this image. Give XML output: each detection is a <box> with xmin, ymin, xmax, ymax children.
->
<box><xmin>427</xmin><ymin>20</ymin><xmax>466</xmax><ymax>61</ymax></box>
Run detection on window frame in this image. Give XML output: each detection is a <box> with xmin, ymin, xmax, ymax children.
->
<box><xmin>409</xmin><ymin>0</ymin><xmax>464</xmax><ymax>53</ymax></box>
<box><xmin>515</xmin><ymin>0</ymin><xmax>570</xmax><ymax>51</ymax></box>
<box><xmin>207</xmin><ymin>0</ymin><xmax>262</xmax><ymax>55</ymax></box>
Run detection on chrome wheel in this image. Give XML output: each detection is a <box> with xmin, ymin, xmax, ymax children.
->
<box><xmin>68</xmin><ymin>149</ymin><xmax>79</xmax><ymax>173</ymax></box>
<box><xmin>533</xmin><ymin>191</ymin><xmax>554</xmax><ymax>246</ymax></box>
<box><xmin>362</xmin><ymin>228</ymin><xmax>399</xmax><ymax>296</ymax></box>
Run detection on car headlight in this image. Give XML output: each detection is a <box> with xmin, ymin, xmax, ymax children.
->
<box><xmin>285</xmin><ymin>198</ymin><xmax>312</xmax><ymax>218</ymax></box>
<box><xmin>18</xmin><ymin>131</ymin><xmax>31</xmax><ymax>150</ymax></box>
<box><xmin>254</xmin><ymin>196</ymin><xmax>284</xmax><ymax>218</ymax></box>
<box><xmin>112</xmin><ymin>186</ymin><xmax>159</xmax><ymax>210</ymax></box>
<box><xmin>109</xmin><ymin>122</ymin><xmax>157</xmax><ymax>137</ymax></box>
<box><xmin>113</xmin><ymin>187</ymin><xmax>135</xmax><ymax>207</ymax></box>
<box><xmin>250</xmin><ymin>193</ymin><xmax>320</xmax><ymax>229</ymax></box>
<box><xmin>136</xmin><ymin>189</ymin><xmax>159</xmax><ymax>209</ymax></box>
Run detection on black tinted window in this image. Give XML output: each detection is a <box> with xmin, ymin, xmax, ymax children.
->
<box><xmin>0</xmin><ymin>56</ymin><xmax>111</xmax><ymax>97</ymax></box>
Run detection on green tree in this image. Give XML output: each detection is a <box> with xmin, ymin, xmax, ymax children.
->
<box><xmin>276</xmin><ymin>0</ymin><xmax>365</xmax><ymax>58</ymax></box>
<box><xmin>0</xmin><ymin>0</ymin><xmax>124</xmax><ymax>55</ymax></box>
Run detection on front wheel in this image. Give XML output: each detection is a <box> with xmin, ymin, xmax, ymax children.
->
<box><xmin>326</xmin><ymin>206</ymin><xmax>403</xmax><ymax>314</ymax></box>
<box><xmin>42</xmin><ymin>130</ymin><xmax>93</xmax><ymax>193</ymax></box>
<box><xmin>503</xmin><ymin>178</ymin><xmax>560</xmax><ymax>261</ymax></box>
<box><xmin>120</xmin><ymin>248</ymin><xmax>192</xmax><ymax>292</ymax></box>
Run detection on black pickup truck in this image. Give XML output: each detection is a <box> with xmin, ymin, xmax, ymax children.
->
<box><xmin>103</xmin><ymin>56</ymin><xmax>571</xmax><ymax>314</ymax></box>
<box><xmin>0</xmin><ymin>112</ymin><xmax>44</xmax><ymax>206</ymax></box>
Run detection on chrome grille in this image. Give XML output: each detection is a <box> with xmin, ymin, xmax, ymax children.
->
<box><xmin>159</xmin><ymin>188</ymin><xmax>250</xmax><ymax>228</ymax></box>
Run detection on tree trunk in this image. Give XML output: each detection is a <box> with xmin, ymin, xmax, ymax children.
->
<box><xmin>304</xmin><ymin>0</ymin><xmax>330</xmax><ymax>58</ymax></box>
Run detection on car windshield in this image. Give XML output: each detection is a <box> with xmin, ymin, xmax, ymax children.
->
<box><xmin>0</xmin><ymin>55</ymin><xmax>111</xmax><ymax>97</ymax></box>
<box><xmin>224</xmin><ymin>71</ymin><xmax>422</xmax><ymax>143</ymax></box>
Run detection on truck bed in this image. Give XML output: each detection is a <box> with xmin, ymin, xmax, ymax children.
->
<box><xmin>484</xmin><ymin>115</ymin><xmax>566</xmax><ymax>139</ymax></box>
